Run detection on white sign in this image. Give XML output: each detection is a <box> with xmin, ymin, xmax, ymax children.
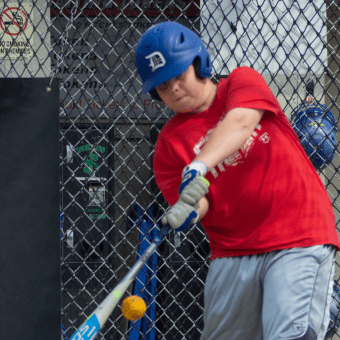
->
<box><xmin>201</xmin><ymin>0</ymin><xmax>327</xmax><ymax>75</ymax></box>
<box><xmin>0</xmin><ymin>4</ymin><xmax>34</xmax><ymax>59</ymax></box>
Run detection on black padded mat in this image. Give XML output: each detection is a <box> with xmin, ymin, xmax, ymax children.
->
<box><xmin>0</xmin><ymin>78</ymin><xmax>60</xmax><ymax>339</ymax></box>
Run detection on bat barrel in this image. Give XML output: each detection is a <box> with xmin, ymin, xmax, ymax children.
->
<box><xmin>69</xmin><ymin>224</ymin><xmax>172</xmax><ymax>340</ymax></box>
<box><xmin>94</xmin><ymin>226</ymin><xmax>171</xmax><ymax>326</ymax></box>
<box><xmin>95</xmin><ymin>241</ymin><xmax>159</xmax><ymax>327</ymax></box>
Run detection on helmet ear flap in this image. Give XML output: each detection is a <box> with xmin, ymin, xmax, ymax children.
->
<box><xmin>149</xmin><ymin>88</ymin><xmax>162</xmax><ymax>102</ymax></box>
<box><xmin>193</xmin><ymin>57</ymin><xmax>204</xmax><ymax>79</ymax></box>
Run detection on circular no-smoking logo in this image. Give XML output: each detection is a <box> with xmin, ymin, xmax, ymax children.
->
<box><xmin>0</xmin><ymin>7</ymin><xmax>28</xmax><ymax>36</ymax></box>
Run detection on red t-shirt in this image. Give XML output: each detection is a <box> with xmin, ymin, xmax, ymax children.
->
<box><xmin>154</xmin><ymin>66</ymin><xmax>340</xmax><ymax>260</ymax></box>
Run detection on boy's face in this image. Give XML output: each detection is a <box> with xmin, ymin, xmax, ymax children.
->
<box><xmin>155</xmin><ymin>65</ymin><xmax>214</xmax><ymax>113</ymax></box>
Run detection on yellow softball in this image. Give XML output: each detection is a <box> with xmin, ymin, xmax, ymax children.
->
<box><xmin>121</xmin><ymin>295</ymin><xmax>146</xmax><ymax>321</ymax></box>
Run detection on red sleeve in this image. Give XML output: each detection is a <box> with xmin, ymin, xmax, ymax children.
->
<box><xmin>223</xmin><ymin>67</ymin><xmax>282</xmax><ymax>117</ymax></box>
<box><xmin>153</xmin><ymin>131</ymin><xmax>183</xmax><ymax>206</ymax></box>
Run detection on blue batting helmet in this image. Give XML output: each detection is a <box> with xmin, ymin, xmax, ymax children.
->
<box><xmin>135</xmin><ymin>22</ymin><xmax>212</xmax><ymax>95</ymax></box>
<box><xmin>291</xmin><ymin>102</ymin><xmax>337</xmax><ymax>171</ymax></box>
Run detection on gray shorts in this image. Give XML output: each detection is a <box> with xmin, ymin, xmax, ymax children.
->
<box><xmin>200</xmin><ymin>245</ymin><xmax>335</xmax><ymax>340</ymax></box>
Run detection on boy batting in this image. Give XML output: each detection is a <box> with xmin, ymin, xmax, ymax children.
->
<box><xmin>135</xmin><ymin>22</ymin><xmax>340</xmax><ymax>340</ymax></box>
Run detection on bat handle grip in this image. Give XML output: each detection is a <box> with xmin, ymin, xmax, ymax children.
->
<box><xmin>153</xmin><ymin>224</ymin><xmax>172</xmax><ymax>245</ymax></box>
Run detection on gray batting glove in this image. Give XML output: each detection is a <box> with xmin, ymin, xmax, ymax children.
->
<box><xmin>179</xmin><ymin>161</ymin><xmax>210</xmax><ymax>206</ymax></box>
<box><xmin>161</xmin><ymin>200</ymin><xmax>199</xmax><ymax>232</ymax></box>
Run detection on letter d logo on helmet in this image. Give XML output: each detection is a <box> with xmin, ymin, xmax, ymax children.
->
<box><xmin>145</xmin><ymin>52</ymin><xmax>166</xmax><ymax>72</ymax></box>
<box><xmin>135</xmin><ymin>22</ymin><xmax>212</xmax><ymax>95</ymax></box>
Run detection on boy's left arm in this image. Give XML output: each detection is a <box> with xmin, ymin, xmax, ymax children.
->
<box><xmin>179</xmin><ymin>108</ymin><xmax>264</xmax><ymax>205</ymax></box>
<box><xmin>162</xmin><ymin>107</ymin><xmax>263</xmax><ymax>231</ymax></box>
<box><xmin>195</xmin><ymin>107</ymin><xmax>264</xmax><ymax>171</ymax></box>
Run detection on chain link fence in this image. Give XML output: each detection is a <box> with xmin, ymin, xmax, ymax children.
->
<box><xmin>1</xmin><ymin>0</ymin><xmax>340</xmax><ymax>339</ymax></box>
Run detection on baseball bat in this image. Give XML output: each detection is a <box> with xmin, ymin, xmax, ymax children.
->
<box><xmin>69</xmin><ymin>224</ymin><xmax>172</xmax><ymax>340</ymax></box>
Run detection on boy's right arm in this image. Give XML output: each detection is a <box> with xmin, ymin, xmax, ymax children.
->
<box><xmin>198</xmin><ymin>196</ymin><xmax>209</xmax><ymax>220</ymax></box>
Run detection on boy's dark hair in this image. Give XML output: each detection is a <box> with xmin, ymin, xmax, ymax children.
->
<box><xmin>149</xmin><ymin>57</ymin><xmax>205</xmax><ymax>102</ymax></box>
